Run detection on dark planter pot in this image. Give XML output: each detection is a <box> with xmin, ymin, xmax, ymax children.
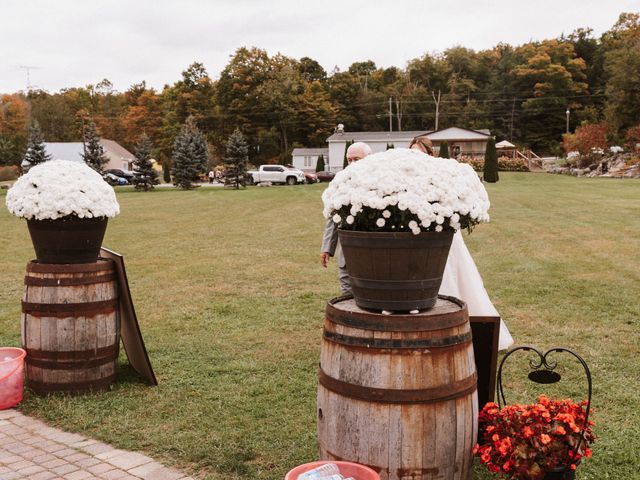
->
<box><xmin>27</xmin><ymin>216</ymin><xmax>108</xmax><ymax>264</ymax></box>
<box><xmin>338</xmin><ymin>230</ymin><xmax>454</xmax><ymax>311</ymax></box>
<box><xmin>543</xmin><ymin>466</ymin><xmax>576</xmax><ymax>480</ymax></box>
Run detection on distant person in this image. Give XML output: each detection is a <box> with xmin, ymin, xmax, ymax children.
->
<box><xmin>409</xmin><ymin>135</ymin><xmax>434</xmax><ymax>155</ymax></box>
<box><xmin>208</xmin><ymin>170</ymin><xmax>215</xmax><ymax>184</ymax></box>
<box><xmin>320</xmin><ymin>142</ymin><xmax>372</xmax><ymax>294</ymax></box>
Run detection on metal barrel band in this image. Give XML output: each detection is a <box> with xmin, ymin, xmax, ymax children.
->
<box><xmin>323</xmin><ymin>328</ymin><xmax>472</xmax><ymax>350</ymax></box>
<box><xmin>318</xmin><ymin>368</ymin><xmax>477</xmax><ymax>404</ymax></box>
<box><xmin>24</xmin><ymin>273</ymin><xmax>116</xmax><ymax>287</ymax></box>
<box><xmin>25</xmin><ymin>345</ymin><xmax>118</xmax><ymax>370</ymax></box>
<box><xmin>21</xmin><ymin>298</ymin><xmax>118</xmax><ymax>318</ymax></box>
<box><xmin>339</xmin><ymin>231</ymin><xmax>454</xmax><ymax>249</ymax></box>
<box><xmin>27</xmin><ymin>374</ymin><xmax>116</xmax><ymax>394</ymax></box>
<box><xmin>350</xmin><ymin>276</ymin><xmax>443</xmax><ymax>290</ymax></box>
<box><xmin>27</xmin><ymin>260</ymin><xmax>113</xmax><ymax>274</ymax></box>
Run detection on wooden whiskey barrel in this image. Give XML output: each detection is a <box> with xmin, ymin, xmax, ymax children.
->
<box><xmin>21</xmin><ymin>259</ymin><xmax>120</xmax><ymax>395</ymax></box>
<box><xmin>317</xmin><ymin>295</ymin><xmax>478</xmax><ymax>480</ymax></box>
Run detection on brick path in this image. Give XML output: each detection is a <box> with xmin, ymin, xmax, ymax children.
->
<box><xmin>0</xmin><ymin>409</ymin><xmax>194</xmax><ymax>480</ymax></box>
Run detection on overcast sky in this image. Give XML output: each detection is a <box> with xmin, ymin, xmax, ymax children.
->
<box><xmin>1</xmin><ymin>0</ymin><xmax>636</xmax><ymax>94</ymax></box>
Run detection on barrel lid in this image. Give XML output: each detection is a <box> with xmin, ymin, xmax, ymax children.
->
<box><xmin>327</xmin><ymin>295</ymin><xmax>468</xmax><ymax>332</ymax></box>
<box><xmin>27</xmin><ymin>258</ymin><xmax>114</xmax><ymax>273</ymax></box>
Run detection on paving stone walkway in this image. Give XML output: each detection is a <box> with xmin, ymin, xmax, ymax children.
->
<box><xmin>0</xmin><ymin>409</ymin><xmax>194</xmax><ymax>480</ymax></box>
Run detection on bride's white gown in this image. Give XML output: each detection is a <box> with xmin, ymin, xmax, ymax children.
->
<box><xmin>439</xmin><ymin>231</ymin><xmax>514</xmax><ymax>350</ymax></box>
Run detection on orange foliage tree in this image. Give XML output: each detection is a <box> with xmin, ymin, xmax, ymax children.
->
<box><xmin>562</xmin><ymin>123</ymin><xmax>608</xmax><ymax>154</ymax></box>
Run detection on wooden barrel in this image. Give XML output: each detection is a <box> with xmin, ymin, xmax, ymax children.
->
<box><xmin>317</xmin><ymin>295</ymin><xmax>478</xmax><ymax>480</ymax></box>
<box><xmin>21</xmin><ymin>259</ymin><xmax>120</xmax><ymax>395</ymax></box>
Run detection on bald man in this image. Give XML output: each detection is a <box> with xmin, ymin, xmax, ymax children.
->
<box><xmin>320</xmin><ymin>142</ymin><xmax>373</xmax><ymax>294</ymax></box>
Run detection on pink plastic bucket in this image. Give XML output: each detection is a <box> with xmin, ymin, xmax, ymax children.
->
<box><xmin>285</xmin><ymin>461</ymin><xmax>380</xmax><ymax>480</ymax></box>
<box><xmin>0</xmin><ymin>348</ymin><xmax>26</xmax><ymax>410</ymax></box>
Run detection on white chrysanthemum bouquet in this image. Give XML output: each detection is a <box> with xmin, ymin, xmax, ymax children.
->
<box><xmin>6</xmin><ymin>160</ymin><xmax>120</xmax><ymax>220</ymax></box>
<box><xmin>322</xmin><ymin>148</ymin><xmax>490</xmax><ymax>235</ymax></box>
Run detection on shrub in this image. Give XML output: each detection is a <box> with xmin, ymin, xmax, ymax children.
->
<box><xmin>458</xmin><ymin>156</ymin><xmax>484</xmax><ymax>171</ymax></box>
<box><xmin>483</xmin><ymin>137</ymin><xmax>499</xmax><ymax>183</ymax></box>
<box><xmin>439</xmin><ymin>141</ymin><xmax>450</xmax><ymax>158</ymax></box>
<box><xmin>498</xmin><ymin>156</ymin><xmax>530</xmax><ymax>172</ymax></box>
<box><xmin>563</xmin><ymin>123</ymin><xmax>608</xmax><ymax>155</ymax></box>
<box><xmin>0</xmin><ymin>165</ymin><xmax>19</xmax><ymax>182</ymax></box>
<box><xmin>625</xmin><ymin>125</ymin><xmax>640</xmax><ymax>150</ymax></box>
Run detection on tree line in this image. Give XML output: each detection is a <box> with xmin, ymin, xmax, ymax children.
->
<box><xmin>0</xmin><ymin>12</ymin><xmax>638</xmax><ymax>168</ymax></box>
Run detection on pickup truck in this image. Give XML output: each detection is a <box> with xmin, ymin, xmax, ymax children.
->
<box><xmin>247</xmin><ymin>165</ymin><xmax>306</xmax><ymax>185</ymax></box>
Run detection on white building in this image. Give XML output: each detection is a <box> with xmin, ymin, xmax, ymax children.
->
<box><xmin>325</xmin><ymin>126</ymin><xmax>492</xmax><ymax>171</ymax></box>
<box><xmin>291</xmin><ymin>148</ymin><xmax>329</xmax><ymax>172</ymax></box>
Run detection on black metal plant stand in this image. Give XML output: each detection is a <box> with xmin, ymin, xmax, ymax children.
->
<box><xmin>496</xmin><ymin>346</ymin><xmax>593</xmax><ymax>457</ymax></box>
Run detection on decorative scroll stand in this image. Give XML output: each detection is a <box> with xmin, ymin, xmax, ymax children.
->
<box><xmin>496</xmin><ymin>346</ymin><xmax>593</xmax><ymax>458</ymax></box>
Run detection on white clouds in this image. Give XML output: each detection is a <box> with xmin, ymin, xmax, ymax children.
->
<box><xmin>0</xmin><ymin>0</ymin><xmax>635</xmax><ymax>93</ymax></box>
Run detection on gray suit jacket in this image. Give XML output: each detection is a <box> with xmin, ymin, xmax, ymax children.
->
<box><xmin>321</xmin><ymin>217</ymin><xmax>345</xmax><ymax>268</ymax></box>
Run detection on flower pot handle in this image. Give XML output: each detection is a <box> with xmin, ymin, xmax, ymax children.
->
<box><xmin>496</xmin><ymin>345</ymin><xmax>593</xmax><ymax>454</ymax></box>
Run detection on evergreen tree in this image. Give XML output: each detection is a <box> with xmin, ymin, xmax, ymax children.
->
<box><xmin>162</xmin><ymin>159</ymin><xmax>171</xmax><ymax>183</ymax></box>
<box><xmin>223</xmin><ymin>129</ymin><xmax>249</xmax><ymax>189</ymax></box>
<box><xmin>23</xmin><ymin>121</ymin><xmax>51</xmax><ymax>171</ymax></box>
<box><xmin>483</xmin><ymin>137</ymin><xmax>499</xmax><ymax>183</ymax></box>
<box><xmin>82</xmin><ymin>121</ymin><xmax>109</xmax><ymax>173</ymax></box>
<box><xmin>316</xmin><ymin>154</ymin><xmax>325</xmax><ymax>172</ymax></box>
<box><xmin>170</xmin><ymin>116</ymin><xmax>208</xmax><ymax>189</ymax></box>
<box><xmin>439</xmin><ymin>141</ymin><xmax>450</xmax><ymax>158</ymax></box>
<box><xmin>132</xmin><ymin>133</ymin><xmax>159</xmax><ymax>191</ymax></box>
<box><xmin>343</xmin><ymin>139</ymin><xmax>354</xmax><ymax>169</ymax></box>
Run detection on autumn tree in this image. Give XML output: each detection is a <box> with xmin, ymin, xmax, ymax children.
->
<box><xmin>603</xmin><ymin>13</ymin><xmax>640</xmax><ymax>133</ymax></box>
<box><xmin>562</xmin><ymin>123</ymin><xmax>608</xmax><ymax>154</ymax></box>
<box><xmin>0</xmin><ymin>94</ymin><xmax>29</xmax><ymax>166</ymax></box>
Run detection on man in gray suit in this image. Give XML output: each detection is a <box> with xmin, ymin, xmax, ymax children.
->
<box><xmin>320</xmin><ymin>142</ymin><xmax>373</xmax><ymax>294</ymax></box>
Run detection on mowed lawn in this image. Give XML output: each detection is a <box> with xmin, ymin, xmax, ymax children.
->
<box><xmin>1</xmin><ymin>173</ymin><xmax>639</xmax><ymax>480</ymax></box>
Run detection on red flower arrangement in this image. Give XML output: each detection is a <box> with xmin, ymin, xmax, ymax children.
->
<box><xmin>474</xmin><ymin>395</ymin><xmax>595</xmax><ymax>480</ymax></box>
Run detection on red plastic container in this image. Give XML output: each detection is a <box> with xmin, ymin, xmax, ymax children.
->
<box><xmin>285</xmin><ymin>461</ymin><xmax>380</xmax><ymax>480</ymax></box>
<box><xmin>0</xmin><ymin>347</ymin><xmax>26</xmax><ymax>410</ymax></box>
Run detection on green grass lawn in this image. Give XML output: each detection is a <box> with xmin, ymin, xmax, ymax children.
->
<box><xmin>1</xmin><ymin>173</ymin><xmax>639</xmax><ymax>479</ymax></box>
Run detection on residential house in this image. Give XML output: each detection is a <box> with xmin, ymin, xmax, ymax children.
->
<box><xmin>291</xmin><ymin>148</ymin><xmax>329</xmax><ymax>172</ymax></box>
<box><xmin>325</xmin><ymin>126</ymin><xmax>492</xmax><ymax>171</ymax></box>
<box><xmin>23</xmin><ymin>140</ymin><xmax>136</xmax><ymax>171</ymax></box>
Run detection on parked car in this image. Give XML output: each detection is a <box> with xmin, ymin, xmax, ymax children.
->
<box><xmin>105</xmin><ymin>169</ymin><xmax>136</xmax><ymax>180</ymax></box>
<box><xmin>103</xmin><ymin>172</ymin><xmax>129</xmax><ymax>186</ymax></box>
<box><xmin>316</xmin><ymin>171</ymin><xmax>336</xmax><ymax>182</ymax></box>
<box><xmin>247</xmin><ymin>165</ymin><xmax>305</xmax><ymax>185</ymax></box>
<box><xmin>302</xmin><ymin>171</ymin><xmax>319</xmax><ymax>184</ymax></box>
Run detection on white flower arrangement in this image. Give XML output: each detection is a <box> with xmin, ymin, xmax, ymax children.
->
<box><xmin>322</xmin><ymin>148</ymin><xmax>490</xmax><ymax>235</ymax></box>
<box><xmin>6</xmin><ymin>160</ymin><xmax>120</xmax><ymax>220</ymax></box>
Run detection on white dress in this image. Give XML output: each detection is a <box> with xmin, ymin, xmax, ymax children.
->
<box><xmin>439</xmin><ymin>231</ymin><xmax>514</xmax><ymax>350</ymax></box>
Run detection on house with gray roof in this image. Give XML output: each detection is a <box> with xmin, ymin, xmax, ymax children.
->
<box><xmin>22</xmin><ymin>140</ymin><xmax>136</xmax><ymax>172</ymax></box>
<box><xmin>325</xmin><ymin>126</ymin><xmax>492</xmax><ymax>171</ymax></box>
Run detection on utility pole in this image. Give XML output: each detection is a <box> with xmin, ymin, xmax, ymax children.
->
<box><xmin>510</xmin><ymin>97</ymin><xmax>516</xmax><ymax>141</ymax></box>
<box><xmin>432</xmin><ymin>90</ymin><xmax>441</xmax><ymax>131</ymax></box>
<box><xmin>388</xmin><ymin>97</ymin><xmax>393</xmax><ymax>132</ymax></box>
<box><xmin>395</xmin><ymin>97</ymin><xmax>402</xmax><ymax>132</ymax></box>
